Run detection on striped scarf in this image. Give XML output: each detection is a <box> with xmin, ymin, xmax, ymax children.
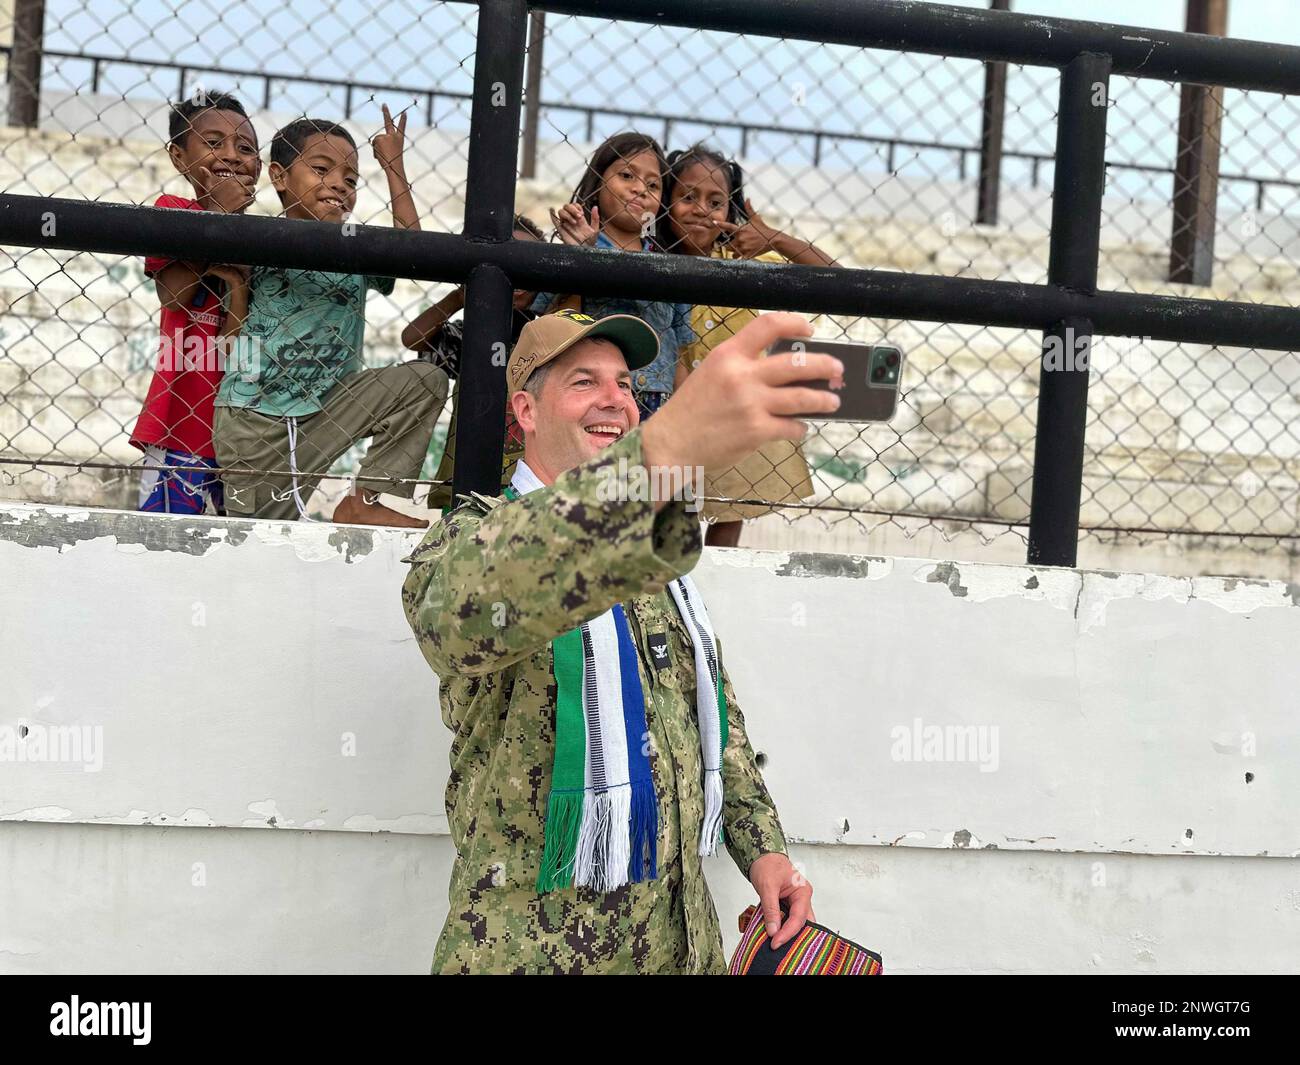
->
<box><xmin>506</xmin><ymin>460</ymin><xmax>727</xmax><ymax>893</ymax></box>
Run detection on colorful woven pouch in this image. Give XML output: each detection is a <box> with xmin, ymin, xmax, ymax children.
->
<box><xmin>728</xmin><ymin>904</ymin><xmax>883</xmax><ymax>975</ymax></box>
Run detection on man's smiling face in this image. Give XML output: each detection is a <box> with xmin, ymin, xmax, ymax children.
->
<box><xmin>512</xmin><ymin>338</ymin><xmax>640</xmax><ymax>481</ymax></box>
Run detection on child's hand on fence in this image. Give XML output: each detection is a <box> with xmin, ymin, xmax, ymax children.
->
<box><xmin>549</xmin><ymin>203</ymin><xmax>600</xmax><ymax>246</ymax></box>
<box><xmin>204</xmin><ymin>263</ymin><xmax>250</xmax><ymax>289</ymax></box>
<box><xmin>207</xmin><ymin>265</ymin><xmax>251</xmax><ymax>338</ymax></box>
<box><xmin>718</xmin><ymin>198</ymin><xmax>782</xmax><ymax>258</ymax></box>
<box><xmin>194</xmin><ymin>164</ymin><xmax>257</xmax><ymax>214</ymax></box>
<box><xmin>372</xmin><ymin>104</ymin><xmax>409</xmax><ymax>172</ymax></box>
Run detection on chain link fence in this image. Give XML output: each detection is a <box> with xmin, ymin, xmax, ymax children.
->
<box><xmin>2</xmin><ymin>0</ymin><xmax>1299</xmax><ymax>576</ymax></box>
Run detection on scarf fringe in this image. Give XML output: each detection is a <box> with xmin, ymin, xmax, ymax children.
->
<box><xmin>561</xmin><ymin>780</ymin><xmax>661</xmax><ymax>891</ymax></box>
<box><xmin>536</xmin><ymin>789</ymin><xmax>583</xmax><ymax>893</ymax></box>
<box><xmin>629</xmin><ymin>776</ymin><xmax>659</xmax><ymax>882</ymax></box>
<box><xmin>575</xmin><ymin>785</ymin><xmax>634</xmax><ymax>891</ymax></box>
<box><xmin>699</xmin><ymin>768</ymin><xmax>725</xmax><ymax>856</ymax></box>
<box><xmin>603</xmin><ymin>786</ymin><xmax>633</xmax><ymax>891</ymax></box>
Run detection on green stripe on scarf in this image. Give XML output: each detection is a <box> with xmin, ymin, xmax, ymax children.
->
<box><xmin>536</xmin><ymin>627</ymin><xmax>587</xmax><ymax>892</ymax></box>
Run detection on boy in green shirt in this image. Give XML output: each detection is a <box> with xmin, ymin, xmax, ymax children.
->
<box><xmin>214</xmin><ymin>108</ymin><xmax>446</xmax><ymax>527</ymax></box>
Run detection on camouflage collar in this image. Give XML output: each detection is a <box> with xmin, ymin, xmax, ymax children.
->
<box><xmin>448</xmin><ymin>490</ymin><xmax>507</xmax><ymax>514</ymax></box>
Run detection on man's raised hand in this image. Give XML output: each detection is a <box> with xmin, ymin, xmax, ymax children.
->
<box><xmin>641</xmin><ymin>311</ymin><xmax>842</xmax><ymax>481</ymax></box>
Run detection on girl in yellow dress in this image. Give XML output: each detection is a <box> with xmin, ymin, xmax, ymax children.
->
<box><xmin>662</xmin><ymin>144</ymin><xmax>840</xmax><ymax>546</ymax></box>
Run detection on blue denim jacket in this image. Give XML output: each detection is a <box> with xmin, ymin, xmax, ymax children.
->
<box><xmin>530</xmin><ymin>231</ymin><xmax>694</xmax><ymax>395</ymax></box>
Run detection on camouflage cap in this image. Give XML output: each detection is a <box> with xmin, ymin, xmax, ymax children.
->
<box><xmin>507</xmin><ymin>309</ymin><xmax>660</xmax><ymax>394</ymax></box>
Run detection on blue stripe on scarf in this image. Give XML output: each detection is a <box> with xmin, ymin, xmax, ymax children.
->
<box><xmin>612</xmin><ymin>604</ymin><xmax>659</xmax><ymax>883</ymax></box>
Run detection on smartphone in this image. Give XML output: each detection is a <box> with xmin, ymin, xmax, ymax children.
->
<box><xmin>767</xmin><ymin>337</ymin><xmax>905</xmax><ymax>421</ymax></box>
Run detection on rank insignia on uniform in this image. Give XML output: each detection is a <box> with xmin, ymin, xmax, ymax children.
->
<box><xmin>647</xmin><ymin>632</ymin><xmax>671</xmax><ymax>671</ymax></box>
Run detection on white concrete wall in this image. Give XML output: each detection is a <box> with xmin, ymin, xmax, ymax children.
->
<box><xmin>2</xmin><ymin>502</ymin><xmax>1298</xmax><ymax>973</ymax></box>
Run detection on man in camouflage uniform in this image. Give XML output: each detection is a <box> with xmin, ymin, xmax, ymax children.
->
<box><xmin>402</xmin><ymin>307</ymin><xmax>844</xmax><ymax>974</ymax></box>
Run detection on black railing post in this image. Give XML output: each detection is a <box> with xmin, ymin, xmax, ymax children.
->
<box><xmin>455</xmin><ymin>0</ymin><xmax>528</xmax><ymax>502</ymax></box>
<box><xmin>1168</xmin><ymin>0</ymin><xmax>1228</xmax><ymax>287</ymax></box>
<box><xmin>975</xmin><ymin>0</ymin><xmax>1010</xmax><ymax>226</ymax></box>
<box><xmin>1026</xmin><ymin>51</ymin><xmax>1110</xmax><ymax>567</ymax></box>
<box><xmin>519</xmin><ymin>9</ymin><xmax>545</xmax><ymax>179</ymax></box>
<box><xmin>7</xmin><ymin>0</ymin><xmax>45</xmax><ymax>129</ymax></box>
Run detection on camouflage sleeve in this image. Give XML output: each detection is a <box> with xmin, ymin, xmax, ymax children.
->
<box><xmin>719</xmin><ymin>660</ymin><xmax>788</xmax><ymax>880</ymax></box>
<box><xmin>402</xmin><ymin>428</ymin><xmax>702</xmax><ymax>677</ymax></box>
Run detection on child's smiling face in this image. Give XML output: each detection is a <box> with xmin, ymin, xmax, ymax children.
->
<box><xmin>669</xmin><ymin>160</ymin><xmax>731</xmax><ymax>255</ymax></box>
<box><xmin>169</xmin><ymin>107</ymin><xmax>260</xmax><ymax>213</ymax></box>
<box><xmin>596</xmin><ymin>149</ymin><xmax>662</xmax><ymax>239</ymax></box>
<box><xmin>271</xmin><ymin>132</ymin><xmax>359</xmax><ymax>222</ymax></box>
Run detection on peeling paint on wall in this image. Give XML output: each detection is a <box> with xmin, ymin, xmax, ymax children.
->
<box><xmin>243</xmin><ymin>799</ymin><xmax>292</xmax><ymax>829</ymax></box>
<box><xmin>774</xmin><ymin>551</ymin><xmax>889</xmax><ymax>581</ymax></box>
<box><xmin>0</xmin><ymin>505</ymin><xmax>249</xmax><ymax>555</ymax></box>
<box><xmin>82</xmin><ymin>808</ymin><xmax>217</xmax><ymax>828</ymax></box>
<box><xmin>924</xmin><ymin>561</ymin><xmax>969</xmax><ymax>597</ymax></box>
<box><xmin>327</xmin><ymin>526</ymin><xmax>376</xmax><ymax>563</ymax></box>
<box><xmin>0</xmin><ymin>503</ymin><xmax>408</xmax><ymax>564</ymax></box>
<box><xmin>898</xmin><ymin>553</ymin><xmax>1300</xmax><ymax>633</ymax></box>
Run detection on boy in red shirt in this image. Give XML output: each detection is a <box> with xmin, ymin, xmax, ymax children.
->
<box><xmin>130</xmin><ymin>90</ymin><xmax>261</xmax><ymax>514</ymax></box>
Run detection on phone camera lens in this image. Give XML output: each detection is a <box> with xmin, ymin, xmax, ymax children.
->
<box><xmin>886</xmin><ymin>352</ymin><xmax>899</xmax><ymax>367</ymax></box>
<box><xmin>872</xmin><ymin>365</ymin><xmax>886</xmax><ymax>382</ymax></box>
